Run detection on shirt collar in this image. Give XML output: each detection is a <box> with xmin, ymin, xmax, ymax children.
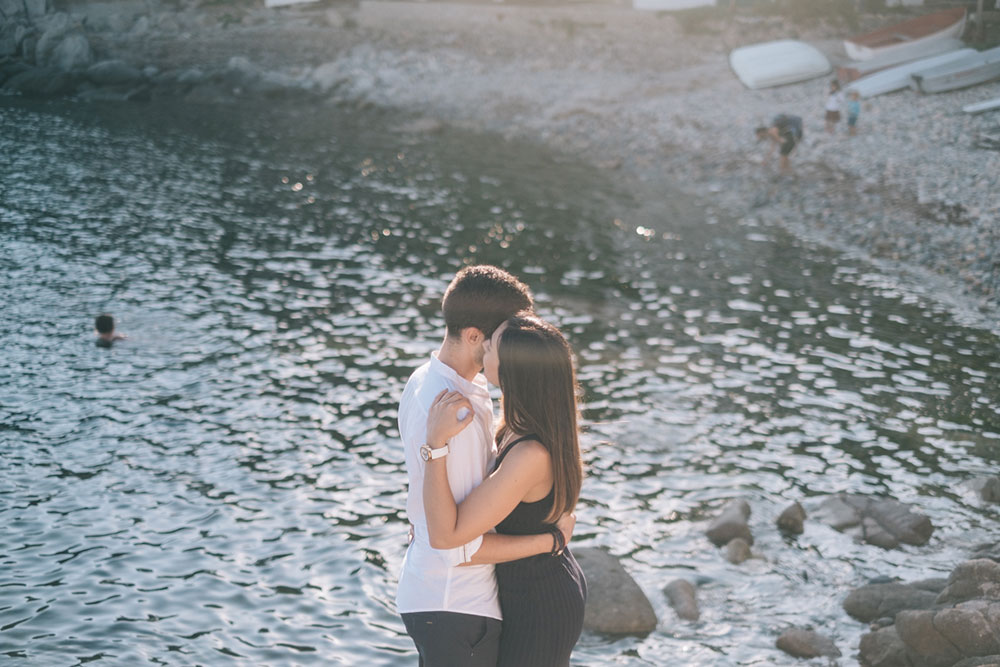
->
<box><xmin>430</xmin><ymin>351</ymin><xmax>490</xmax><ymax>400</ymax></box>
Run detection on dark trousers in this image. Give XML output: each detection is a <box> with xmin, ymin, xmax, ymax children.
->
<box><xmin>401</xmin><ymin>611</ymin><xmax>501</xmax><ymax>667</ymax></box>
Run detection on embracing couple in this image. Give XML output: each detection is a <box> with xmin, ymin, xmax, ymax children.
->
<box><xmin>396</xmin><ymin>265</ymin><xmax>587</xmax><ymax>666</ymax></box>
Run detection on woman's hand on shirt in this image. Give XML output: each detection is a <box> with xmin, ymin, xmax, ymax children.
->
<box><xmin>426</xmin><ymin>389</ymin><xmax>475</xmax><ymax>449</ymax></box>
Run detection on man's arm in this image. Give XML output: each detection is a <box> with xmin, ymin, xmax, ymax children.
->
<box><xmin>463</xmin><ymin>532</ymin><xmax>553</xmax><ymax>565</ymax></box>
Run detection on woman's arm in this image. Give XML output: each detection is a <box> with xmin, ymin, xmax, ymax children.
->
<box><xmin>423</xmin><ymin>391</ymin><xmax>551</xmax><ymax>550</ymax></box>
<box><xmin>461</xmin><ymin>513</ymin><xmax>576</xmax><ymax>566</ymax></box>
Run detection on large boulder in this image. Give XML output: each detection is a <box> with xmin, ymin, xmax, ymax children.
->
<box><xmin>937</xmin><ymin>560</ymin><xmax>1000</xmax><ymax>605</ymax></box>
<box><xmin>896</xmin><ymin>609</ymin><xmax>964</xmax><ymax>667</ymax></box>
<box><xmin>952</xmin><ymin>657</ymin><xmax>1000</xmax><ymax>667</ymax></box>
<box><xmin>574</xmin><ymin>547</ymin><xmax>657</xmax><ymax>635</ymax></box>
<box><xmin>3</xmin><ymin>66</ymin><xmax>77</xmax><ymax>96</ymax></box>
<box><xmin>814</xmin><ymin>494</ymin><xmax>934</xmax><ymax>549</ymax></box>
<box><xmin>844</xmin><ymin>580</ymin><xmax>944</xmax><ymax>623</ymax></box>
<box><xmin>0</xmin><ymin>0</ymin><xmax>47</xmax><ymax>19</ymax></box>
<box><xmin>776</xmin><ymin>628</ymin><xmax>841</xmax><ymax>659</ymax></box>
<box><xmin>86</xmin><ymin>59</ymin><xmax>142</xmax><ymax>86</ymax></box>
<box><xmin>706</xmin><ymin>499</ymin><xmax>752</xmax><ymax>547</ymax></box>
<box><xmin>35</xmin><ymin>14</ymin><xmax>91</xmax><ymax>71</ymax></box>
<box><xmin>859</xmin><ymin>626</ymin><xmax>909</xmax><ymax>667</ymax></box>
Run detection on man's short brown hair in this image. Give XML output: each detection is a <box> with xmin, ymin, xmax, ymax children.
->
<box><xmin>442</xmin><ymin>265</ymin><xmax>533</xmax><ymax>339</ymax></box>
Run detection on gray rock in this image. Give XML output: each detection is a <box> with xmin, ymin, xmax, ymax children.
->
<box><xmin>814</xmin><ymin>494</ymin><xmax>934</xmax><ymax>549</ymax></box>
<box><xmin>815</xmin><ymin>494</ymin><xmax>863</xmax><ymax>531</ymax></box>
<box><xmin>34</xmin><ymin>13</ymin><xmax>72</xmax><ymax>64</ymax></box>
<box><xmin>663</xmin><ymin>578</ymin><xmax>699</xmax><ymax>621</ymax></box>
<box><xmin>86</xmin><ymin>59</ymin><xmax>141</xmax><ymax>86</ymax></box>
<box><xmin>969</xmin><ymin>477</ymin><xmax>1000</xmax><ymax>504</ymax></box>
<box><xmin>25</xmin><ymin>0</ymin><xmax>47</xmax><ymax>18</ymax></box>
<box><xmin>859</xmin><ymin>626</ymin><xmax>909</xmax><ymax>667</ymax></box>
<box><xmin>311</xmin><ymin>60</ymin><xmax>346</xmax><ymax>94</ymax></box>
<box><xmin>177</xmin><ymin>67</ymin><xmax>206</xmax><ymax>85</ymax></box>
<box><xmin>777</xmin><ymin>501</ymin><xmax>806</xmax><ymax>534</ymax></box>
<box><xmin>843</xmin><ymin>582</ymin><xmax>940</xmax><ymax>623</ymax></box>
<box><xmin>48</xmin><ymin>32</ymin><xmax>91</xmax><ymax>71</ymax></box>
<box><xmin>3</xmin><ymin>66</ymin><xmax>76</xmax><ymax>96</ymax></box>
<box><xmin>937</xmin><ymin>559</ymin><xmax>1000</xmax><ymax>605</ymax></box>
<box><xmin>776</xmin><ymin>628</ymin><xmax>841</xmax><ymax>659</ymax></box>
<box><xmin>0</xmin><ymin>0</ymin><xmax>46</xmax><ymax>19</ymax></box>
<box><xmin>724</xmin><ymin>537</ymin><xmax>752</xmax><ymax>564</ymax></box>
<box><xmin>0</xmin><ymin>60</ymin><xmax>31</xmax><ymax>85</ymax></box>
<box><xmin>573</xmin><ymin>547</ymin><xmax>657</xmax><ymax>635</ymax></box>
<box><xmin>0</xmin><ymin>22</ymin><xmax>23</xmax><ymax>58</ymax></box>
<box><xmin>952</xmin><ymin>657</ymin><xmax>1000</xmax><ymax>667</ymax></box>
<box><xmin>706</xmin><ymin>499</ymin><xmax>752</xmax><ymax>547</ymax></box>
<box><xmin>130</xmin><ymin>16</ymin><xmax>150</xmax><ymax>37</ymax></box>
<box><xmin>896</xmin><ymin>609</ymin><xmax>963</xmax><ymax>667</ymax></box>
<box><xmin>934</xmin><ymin>600</ymin><xmax>1000</xmax><ymax>657</ymax></box>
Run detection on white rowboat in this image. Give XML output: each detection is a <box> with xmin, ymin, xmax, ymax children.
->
<box><xmin>837</xmin><ymin>38</ymin><xmax>965</xmax><ymax>83</ymax></box>
<box><xmin>729</xmin><ymin>40</ymin><xmax>831</xmax><ymax>90</ymax></box>
<box><xmin>846</xmin><ymin>48</ymin><xmax>977</xmax><ymax>98</ymax></box>
<box><xmin>963</xmin><ymin>96</ymin><xmax>1000</xmax><ymax>114</ymax></box>
<box><xmin>911</xmin><ymin>46</ymin><xmax>1000</xmax><ymax>94</ymax></box>
<box><xmin>844</xmin><ymin>8</ymin><xmax>967</xmax><ymax>62</ymax></box>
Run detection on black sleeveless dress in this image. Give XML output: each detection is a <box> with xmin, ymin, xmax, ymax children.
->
<box><xmin>493</xmin><ymin>435</ymin><xmax>587</xmax><ymax>667</ymax></box>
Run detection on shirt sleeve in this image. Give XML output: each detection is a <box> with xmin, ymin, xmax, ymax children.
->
<box><xmin>435</xmin><ymin>534</ymin><xmax>483</xmax><ymax>567</ymax></box>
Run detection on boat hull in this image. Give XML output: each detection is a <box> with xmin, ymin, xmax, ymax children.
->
<box><xmin>844</xmin><ymin>8</ymin><xmax>967</xmax><ymax>62</ymax></box>
<box><xmin>730</xmin><ymin>40</ymin><xmax>831</xmax><ymax>90</ymax></box>
<box><xmin>846</xmin><ymin>48</ymin><xmax>976</xmax><ymax>98</ymax></box>
<box><xmin>911</xmin><ymin>46</ymin><xmax>1000</xmax><ymax>94</ymax></box>
<box><xmin>963</xmin><ymin>96</ymin><xmax>1000</xmax><ymax>114</ymax></box>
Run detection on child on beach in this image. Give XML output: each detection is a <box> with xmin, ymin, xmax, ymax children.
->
<box><xmin>95</xmin><ymin>313</ymin><xmax>126</xmax><ymax>348</ymax></box>
<box><xmin>825</xmin><ymin>79</ymin><xmax>844</xmax><ymax>133</ymax></box>
<box><xmin>847</xmin><ymin>90</ymin><xmax>861</xmax><ymax>136</ymax></box>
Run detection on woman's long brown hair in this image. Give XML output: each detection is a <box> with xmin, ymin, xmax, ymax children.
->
<box><xmin>495</xmin><ymin>314</ymin><xmax>582</xmax><ymax>523</ymax></box>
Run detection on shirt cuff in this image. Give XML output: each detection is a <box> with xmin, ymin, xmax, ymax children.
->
<box><xmin>440</xmin><ymin>534</ymin><xmax>483</xmax><ymax>566</ymax></box>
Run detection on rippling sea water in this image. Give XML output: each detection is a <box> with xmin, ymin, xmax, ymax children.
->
<box><xmin>1</xmin><ymin>96</ymin><xmax>997</xmax><ymax>666</ymax></box>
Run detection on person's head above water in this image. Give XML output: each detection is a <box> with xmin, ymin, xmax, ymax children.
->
<box><xmin>95</xmin><ymin>313</ymin><xmax>115</xmax><ymax>336</ymax></box>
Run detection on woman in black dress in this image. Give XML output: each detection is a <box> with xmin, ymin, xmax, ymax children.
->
<box><xmin>422</xmin><ymin>313</ymin><xmax>587</xmax><ymax>667</ymax></box>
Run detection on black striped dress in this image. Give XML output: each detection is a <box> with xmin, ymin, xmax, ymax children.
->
<box><xmin>493</xmin><ymin>435</ymin><xmax>587</xmax><ymax>667</ymax></box>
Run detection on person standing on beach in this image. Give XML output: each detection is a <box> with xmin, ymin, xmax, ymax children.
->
<box><xmin>396</xmin><ymin>265</ymin><xmax>574</xmax><ymax>667</ymax></box>
<box><xmin>846</xmin><ymin>90</ymin><xmax>861</xmax><ymax>137</ymax></box>
<box><xmin>422</xmin><ymin>313</ymin><xmax>587</xmax><ymax>667</ymax></box>
<box><xmin>756</xmin><ymin>114</ymin><xmax>803</xmax><ymax>174</ymax></box>
<box><xmin>825</xmin><ymin>79</ymin><xmax>844</xmax><ymax>134</ymax></box>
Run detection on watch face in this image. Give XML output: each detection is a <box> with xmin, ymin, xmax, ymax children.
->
<box><xmin>420</xmin><ymin>445</ymin><xmax>431</xmax><ymax>462</ymax></box>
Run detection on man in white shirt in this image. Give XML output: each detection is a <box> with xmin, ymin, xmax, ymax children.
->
<box><xmin>397</xmin><ymin>265</ymin><xmax>565</xmax><ymax>666</ymax></box>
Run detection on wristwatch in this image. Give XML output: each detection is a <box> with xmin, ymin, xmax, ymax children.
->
<box><xmin>420</xmin><ymin>443</ymin><xmax>449</xmax><ymax>462</ymax></box>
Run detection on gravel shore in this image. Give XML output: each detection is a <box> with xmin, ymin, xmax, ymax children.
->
<box><xmin>9</xmin><ymin>0</ymin><xmax>1000</xmax><ymax>320</ymax></box>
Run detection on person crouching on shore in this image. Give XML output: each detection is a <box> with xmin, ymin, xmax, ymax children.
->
<box><xmin>755</xmin><ymin>114</ymin><xmax>803</xmax><ymax>175</ymax></box>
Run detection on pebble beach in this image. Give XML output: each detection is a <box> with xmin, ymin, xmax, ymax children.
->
<box><xmin>4</xmin><ymin>0</ymin><xmax>999</xmax><ymax>316</ymax></box>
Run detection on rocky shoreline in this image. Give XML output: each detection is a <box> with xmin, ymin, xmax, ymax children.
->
<box><xmin>4</xmin><ymin>1</ymin><xmax>999</xmax><ymax>326</ymax></box>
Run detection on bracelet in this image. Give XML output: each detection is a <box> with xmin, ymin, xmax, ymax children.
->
<box><xmin>548</xmin><ymin>525</ymin><xmax>565</xmax><ymax>557</ymax></box>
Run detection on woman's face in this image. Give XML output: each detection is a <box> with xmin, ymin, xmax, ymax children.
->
<box><xmin>482</xmin><ymin>321</ymin><xmax>507</xmax><ymax>387</ymax></box>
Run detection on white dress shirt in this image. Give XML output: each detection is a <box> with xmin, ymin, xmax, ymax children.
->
<box><xmin>395</xmin><ymin>352</ymin><xmax>501</xmax><ymax>620</ymax></box>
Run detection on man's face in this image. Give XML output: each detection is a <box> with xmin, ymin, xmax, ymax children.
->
<box><xmin>481</xmin><ymin>321</ymin><xmax>507</xmax><ymax>387</ymax></box>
